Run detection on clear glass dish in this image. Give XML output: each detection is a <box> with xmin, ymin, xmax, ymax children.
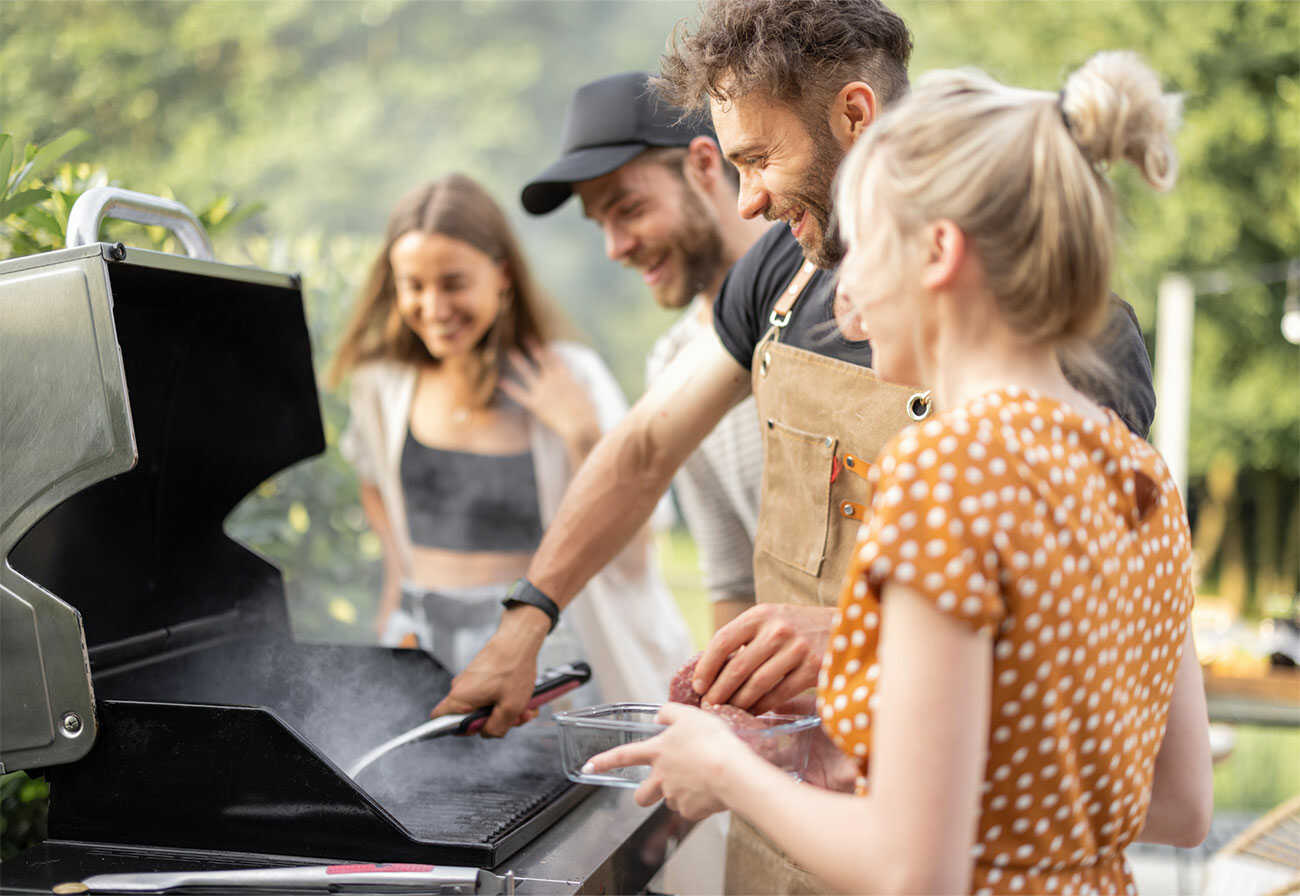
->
<box><xmin>554</xmin><ymin>702</ymin><xmax>823</xmax><ymax>788</ymax></box>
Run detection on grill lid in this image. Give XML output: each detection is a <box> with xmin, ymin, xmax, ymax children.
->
<box><xmin>1</xmin><ymin>191</ymin><xmax>324</xmax><ymax>772</ymax></box>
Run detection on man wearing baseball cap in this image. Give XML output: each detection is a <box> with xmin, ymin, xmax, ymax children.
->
<box><xmin>523</xmin><ymin>71</ymin><xmax>770</xmax><ymax>893</ymax></box>
<box><xmin>524</xmin><ymin>72</ymin><xmax>769</xmax><ymax>635</ymax></box>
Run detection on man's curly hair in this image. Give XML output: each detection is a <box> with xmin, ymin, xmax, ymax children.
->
<box><xmin>656</xmin><ymin>0</ymin><xmax>912</xmax><ymax>126</ymax></box>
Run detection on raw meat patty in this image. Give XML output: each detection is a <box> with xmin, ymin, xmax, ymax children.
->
<box><xmin>669</xmin><ymin>653</ymin><xmax>703</xmax><ymax>706</ymax></box>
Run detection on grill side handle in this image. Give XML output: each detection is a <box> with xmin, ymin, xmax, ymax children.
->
<box><xmin>67</xmin><ymin>187</ymin><xmax>215</xmax><ymax>261</ymax></box>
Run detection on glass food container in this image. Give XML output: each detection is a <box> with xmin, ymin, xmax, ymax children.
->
<box><xmin>555</xmin><ymin>702</ymin><xmax>822</xmax><ymax>788</ymax></box>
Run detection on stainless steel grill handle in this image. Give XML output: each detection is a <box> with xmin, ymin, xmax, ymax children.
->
<box><xmin>67</xmin><ymin>187</ymin><xmax>215</xmax><ymax>260</ymax></box>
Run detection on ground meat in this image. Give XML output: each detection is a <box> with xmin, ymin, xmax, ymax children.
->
<box><xmin>700</xmin><ymin>700</ymin><xmax>764</xmax><ymax>730</ymax></box>
<box><xmin>668</xmin><ymin>653</ymin><xmax>703</xmax><ymax>706</ymax></box>
<box><xmin>667</xmin><ymin>656</ymin><xmax>801</xmax><ymax>771</ymax></box>
<box><xmin>701</xmin><ymin>701</ymin><xmax>797</xmax><ymax>768</ymax></box>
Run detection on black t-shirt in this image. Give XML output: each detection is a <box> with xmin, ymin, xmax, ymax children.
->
<box><xmin>714</xmin><ymin>223</ymin><xmax>1157</xmax><ymax>437</ymax></box>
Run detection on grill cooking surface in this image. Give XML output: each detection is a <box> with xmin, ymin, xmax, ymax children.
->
<box><xmin>86</xmin><ymin>638</ymin><xmax>587</xmax><ymax>864</ymax></box>
<box><xmin>361</xmin><ymin>726</ymin><xmax>574</xmax><ymax>844</ymax></box>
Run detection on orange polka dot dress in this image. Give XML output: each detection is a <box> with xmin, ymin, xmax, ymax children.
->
<box><xmin>818</xmin><ymin>387</ymin><xmax>1195</xmax><ymax>895</ymax></box>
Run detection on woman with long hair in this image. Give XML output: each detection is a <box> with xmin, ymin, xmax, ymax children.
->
<box><xmin>330</xmin><ymin>173</ymin><xmax>690</xmax><ymax>702</ymax></box>
<box><xmin>590</xmin><ymin>52</ymin><xmax>1212</xmax><ymax>893</ymax></box>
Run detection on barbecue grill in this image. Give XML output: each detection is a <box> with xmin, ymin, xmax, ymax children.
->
<box><xmin>0</xmin><ymin>190</ymin><xmax>681</xmax><ymax>894</ymax></box>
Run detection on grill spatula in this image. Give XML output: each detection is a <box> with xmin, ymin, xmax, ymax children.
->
<box><xmin>346</xmin><ymin>661</ymin><xmax>590</xmax><ymax>779</ymax></box>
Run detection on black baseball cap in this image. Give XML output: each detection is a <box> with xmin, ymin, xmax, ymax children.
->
<box><xmin>521</xmin><ymin>72</ymin><xmax>715</xmax><ymax>215</ymax></box>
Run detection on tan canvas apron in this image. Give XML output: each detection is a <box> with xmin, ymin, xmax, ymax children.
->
<box><xmin>724</xmin><ymin>261</ymin><xmax>931</xmax><ymax>896</ymax></box>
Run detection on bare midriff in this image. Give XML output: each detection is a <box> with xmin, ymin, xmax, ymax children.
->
<box><xmin>407</xmin><ymin>543</ymin><xmax>533</xmax><ymax>590</ymax></box>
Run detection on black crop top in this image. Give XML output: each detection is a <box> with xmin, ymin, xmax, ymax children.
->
<box><xmin>399</xmin><ymin>430</ymin><xmax>544</xmax><ymax>553</ymax></box>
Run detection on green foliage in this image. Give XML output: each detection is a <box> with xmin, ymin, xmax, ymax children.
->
<box><xmin>0</xmin><ymin>772</ymin><xmax>49</xmax><ymax>860</ymax></box>
<box><xmin>1212</xmin><ymin>726</ymin><xmax>1300</xmax><ymax>813</ymax></box>
<box><xmin>0</xmin><ymin>131</ymin><xmax>265</xmax><ymax>257</ymax></box>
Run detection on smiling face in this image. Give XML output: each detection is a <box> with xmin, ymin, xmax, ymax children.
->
<box><xmin>389</xmin><ymin>231</ymin><xmax>509</xmax><ymax>361</ymax></box>
<box><xmin>711</xmin><ymin>90</ymin><xmax>846</xmax><ymax>269</ymax></box>
<box><xmin>574</xmin><ymin>154</ymin><xmax>725</xmax><ymax>310</ymax></box>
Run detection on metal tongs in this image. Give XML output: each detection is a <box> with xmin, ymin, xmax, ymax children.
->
<box><xmin>346</xmin><ymin>661</ymin><xmax>591</xmax><ymax>779</ymax></box>
<box><xmin>53</xmin><ymin>862</ymin><xmax>575</xmax><ymax>894</ymax></box>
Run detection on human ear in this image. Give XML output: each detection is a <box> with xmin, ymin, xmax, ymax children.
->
<box><xmin>495</xmin><ymin>260</ymin><xmax>514</xmax><ymax>301</ymax></box>
<box><xmin>828</xmin><ymin>82</ymin><xmax>878</xmax><ymax>150</ymax></box>
<box><xmin>919</xmin><ymin>221</ymin><xmax>965</xmax><ymax>291</ymax></box>
<box><xmin>685</xmin><ymin>136</ymin><xmax>720</xmax><ymax>190</ymax></box>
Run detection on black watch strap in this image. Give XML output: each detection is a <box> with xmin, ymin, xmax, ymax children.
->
<box><xmin>502</xmin><ymin>578</ymin><xmax>559</xmax><ymax>633</ymax></box>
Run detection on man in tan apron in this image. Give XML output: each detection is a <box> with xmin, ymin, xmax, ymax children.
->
<box><xmin>433</xmin><ymin>3</ymin><xmax>1156</xmax><ymax>891</ymax></box>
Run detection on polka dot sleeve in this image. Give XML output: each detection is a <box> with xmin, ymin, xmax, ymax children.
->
<box><xmin>857</xmin><ymin>416</ymin><xmax>1008</xmax><ymax>633</ymax></box>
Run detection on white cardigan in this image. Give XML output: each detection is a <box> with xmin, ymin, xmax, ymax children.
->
<box><xmin>339</xmin><ymin>342</ymin><xmax>692</xmax><ymax>703</ymax></box>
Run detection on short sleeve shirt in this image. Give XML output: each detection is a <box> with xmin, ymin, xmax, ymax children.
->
<box><xmin>712</xmin><ymin>224</ymin><xmax>1158</xmax><ymax>438</ymax></box>
<box><xmin>818</xmin><ymin>387</ymin><xmax>1195</xmax><ymax>895</ymax></box>
<box><xmin>713</xmin><ymin>222</ymin><xmax>872</xmax><ymax>369</ymax></box>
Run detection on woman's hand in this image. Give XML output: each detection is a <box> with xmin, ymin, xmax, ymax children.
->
<box><xmin>499</xmin><ymin>341</ymin><xmax>602</xmax><ymax>461</ymax></box>
<box><xmin>583</xmin><ymin>703</ymin><xmax>753</xmax><ymax>820</ymax></box>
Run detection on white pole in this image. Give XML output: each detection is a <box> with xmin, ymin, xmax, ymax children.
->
<box><xmin>1155</xmin><ymin>274</ymin><xmax>1195</xmax><ymax>498</ymax></box>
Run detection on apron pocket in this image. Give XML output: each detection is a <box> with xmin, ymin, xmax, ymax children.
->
<box><xmin>755</xmin><ymin>417</ymin><xmax>836</xmax><ymax>577</ymax></box>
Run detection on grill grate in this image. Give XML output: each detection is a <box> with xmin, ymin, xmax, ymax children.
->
<box><xmin>358</xmin><ymin>723</ymin><xmax>574</xmax><ymax>845</ymax></box>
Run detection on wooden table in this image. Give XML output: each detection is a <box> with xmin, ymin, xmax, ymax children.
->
<box><xmin>1205</xmin><ymin>668</ymin><xmax>1300</xmax><ymax>727</ymax></box>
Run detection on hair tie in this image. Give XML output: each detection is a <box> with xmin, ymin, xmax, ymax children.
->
<box><xmin>1057</xmin><ymin>89</ymin><xmax>1072</xmax><ymax>130</ymax></box>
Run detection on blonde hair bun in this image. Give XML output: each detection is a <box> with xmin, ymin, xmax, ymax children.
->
<box><xmin>1061</xmin><ymin>50</ymin><xmax>1181</xmax><ymax>190</ymax></box>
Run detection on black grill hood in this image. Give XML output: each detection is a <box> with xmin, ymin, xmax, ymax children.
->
<box><xmin>9</xmin><ymin>256</ymin><xmax>324</xmax><ymax>665</ymax></box>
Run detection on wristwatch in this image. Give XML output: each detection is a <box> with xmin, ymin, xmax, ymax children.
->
<box><xmin>502</xmin><ymin>578</ymin><xmax>560</xmax><ymax>633</ymax></box>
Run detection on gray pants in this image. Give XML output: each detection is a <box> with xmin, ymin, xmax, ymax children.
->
<box><xmin>394</xmin><ymin>582</ymin><xmax>506</xmax><ymax>674</ymax></box>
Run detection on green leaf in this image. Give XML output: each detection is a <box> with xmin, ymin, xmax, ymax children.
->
<box><xmin>0</xmin><ymin>189</ymin><xmax>52</xmax><ymax>220</ymax></box>
<box><xmin>0</xmin><ymin>135</ymin><xmax>12</xmax><ymax>199</ymax></box>
<box><xmin>17</xmin><ymin>204</ymin><xmax>65</xmax><ymax>246</ymax></box>
<box><xmin>8</xmin><ymin>129</ymin><xmax>90</xmax><ymax>195</ymax></box>
<box><xmin>206</xmin><ymin>200</ymin><xmax>266</xmax><ymax>236</ymax></box>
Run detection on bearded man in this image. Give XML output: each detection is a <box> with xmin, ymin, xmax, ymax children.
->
<box><xmin>436</xmin><ymin>4</ymin><xmax>1155</xmax><ymax>889</ymax></box>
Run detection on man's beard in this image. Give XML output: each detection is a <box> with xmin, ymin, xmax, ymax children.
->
<box><xmin>776</xmin><ymin>131</ymin><xmax>846</xmax><ymax>270</ymax></box>
<box><xmin>652</xmin><ymin>184</ymin><xmax>726</xmax><ymax>309</ymax></box>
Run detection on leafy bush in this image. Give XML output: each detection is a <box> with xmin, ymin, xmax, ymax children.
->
<box><xmin>1</xmin><ymin>130</ymin><xmax>263</xmax><ymax>256</ymax></box>
<box><xmin>0</xmin><ymin>772</ymin><xmax>49</xmax><ymax>861</ymax></box>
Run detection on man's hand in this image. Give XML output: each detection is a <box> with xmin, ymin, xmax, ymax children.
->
<box><xmin>693</xmin><ymin>604</ymin><xmax>836</xmax><ymax>713</ymax></box>
<box><xmin>431</xmin><ymin>605</ymin><xmax>550</xmax><ymax>737</ymax></box>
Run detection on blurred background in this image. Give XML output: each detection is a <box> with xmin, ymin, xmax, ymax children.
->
<box><xmin>2</xmin><ymin>1</ymin><xmax>1297</xmax><ymax>888</ymax></box>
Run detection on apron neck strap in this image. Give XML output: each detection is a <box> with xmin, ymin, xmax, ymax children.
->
<box><xmin>766</xmin><ymin>260</ymin><xmax>818</xmax><ymax>343</ymax></box>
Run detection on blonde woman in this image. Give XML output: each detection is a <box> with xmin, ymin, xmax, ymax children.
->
<box><xmin>330</xmin><ymin>174</ymin><xmax>690</xmax><ymax>710</ymax></box>
<box><xmin>590</xmin><ymin>53</ymin><xmax>1213</xmax><ymax>893</ymax></box>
